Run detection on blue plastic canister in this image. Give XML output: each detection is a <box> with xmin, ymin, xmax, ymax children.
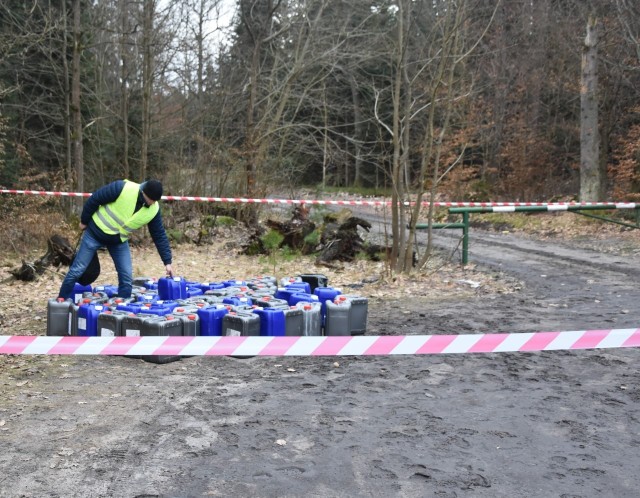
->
<box><xmin>223</xmin><ymin>295</ymin><xmax>252</xmax><ymax>307</ymax></box>
<box><xmin>116</xmin><ymin>301</ymin><xmax>148</xmax><ymax>314</ymax></box>
<box><xmin>198</xmin><ymin>282</ymin><xmax>226</xmax><ymax>292</ymax></box>
<box><xmin>253</xmin><ymin>307</ymin><xmax>286</xmax><ymax>336</ymax></box>
<box><xmin>314</xmin><ymin>287</ymin><xmax>342</xmax><ymax>322</ymax></box>
<box><xmin>142</xmin><ymin>279</ymin><xmax>159</xmax><ymax>290</ymax></box>
<box><xmin>137</xmin><ymin>292</ymin><xmax>159</xmax><ymax>304</ymax></box>
<box><xmin>186</xmin><ymin>286</ymin><xmax>204</xmax><ymax>298</ymax></box>
<box><xmin>77</xmin><ymin>301</ymin><xmax>107</xmax><ymax>336</ymax></box>
<box><xmin>72</xmin><ymin>283</ymin><xmax>93</xmax><ymax>304</ymax></box>
<box><xmin>141</xmin><ymin>300</ymin><xmax>179</xmax><ymax>316</ymax></box>
<box><xmin>289</xmin><ymin>292</ymin><xmax>320</xmax><ymax>307</ymax></box>
<box><xmin>222</xmin><ymin>279</ymin><xmax>246</xmax><ymax>288</ymax></box>
<box><xmin>274</xmin><ymin>287</ymin><xmax>297</xmax><ymax>302</ymax></box>
<box><xmin>158</xmin><ymin>276</ymin><xmax>187</xmax><ymax>300</ymax></box>
<box><xmin>197</xmin><ymin>305</ymin><xmax>229</xmax><ymax>336</ymax></box>
<box><xmin>93</xmin><ymin>284</ymin><xmax>119</xmax><ymax>298</ymax></box>
<box><xmin>285</xmin><ymin>282</ymin><xmax>311</xmax><ymax>294</ymax></box>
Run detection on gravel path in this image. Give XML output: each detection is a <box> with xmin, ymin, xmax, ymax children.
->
<box><xmin>1</xmin><ymin>225</ymin><xmax>639</xmax><ymax>497</ymax></box>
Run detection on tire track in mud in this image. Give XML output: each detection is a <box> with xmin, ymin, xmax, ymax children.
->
<box><xmin>439</xmin><ymin>228</ymin><xmax>640</xmax><ymax>279</ymax></box>
<box><xmin>354</xmin><ymin>206</ymin><xmax>640</xmax><ymax>279</ymax></box>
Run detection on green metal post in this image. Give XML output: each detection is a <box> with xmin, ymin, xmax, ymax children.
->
<box><xmin>462</xmin><ymin>211</ymin><xmax>469</xmax><ymax>265</ymax></box>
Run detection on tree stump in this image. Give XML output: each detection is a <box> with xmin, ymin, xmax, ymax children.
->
<box><xmin>10</xmin><ymin>235</ymin><xmax>75</xmax><ymax>281</ymax></box>
<box><xmin>316</xmin><ymin>209</ymin><xmax>373</xmax><ymax>263</ymax></box>
<box><xmin>264</xmin><ymin>205</ymin><xmax>316</xmax><ymax>254</ymax></box>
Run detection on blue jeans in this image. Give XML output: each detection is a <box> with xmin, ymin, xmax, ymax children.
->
<box><xmin>58</xmin><ymin>230</ymin><xmax>133</xmax><ymax>300</ymax></box>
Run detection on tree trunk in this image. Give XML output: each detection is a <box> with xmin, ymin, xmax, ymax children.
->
<box><xmin>350</xmin><ymin>73</ymin><xmax>363</xmax><ymax>187</ymax></box>
<box><xmin>120</xmin><ymin>0</ymin><xmax>130</xmax><ymax>179</ymax></box>
<box><xmin>72</xmin><ymin>0</ymin><xmax>83</xmax><ymax>200</ymax></box>
<box><xmin>61</xmin><ymin>0</ymin><xmax>73</xmax><ymax>216</ymax></box>
<box><xmin>195</xmin><ymin>0</ymin><xmax>206</xmax><ymax>195</ymax></box>
<box><xmin>580</xmin><ymin>16</ymin><xmax>602</xmax><ymax>201</ymax></box>
<box><xmin>389</xmin><ymin>0</ymin><xmax>408</xmax><ymax>272</ymax></box>
<box><xmin>141</xmin><ymin>0</ymin><xmax>155</xmax><ymax>181</ymax></box>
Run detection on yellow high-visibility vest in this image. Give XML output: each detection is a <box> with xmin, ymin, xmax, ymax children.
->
<box><xmin>92</xmin><ymin>180</ymin><xmax>159</xmax><ymax>242</ymax></box>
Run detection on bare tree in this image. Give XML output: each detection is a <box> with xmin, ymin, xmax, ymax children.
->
<box><xmin>119</xmin><ymin>0</ymin><xmax>131</xmax><ymax>179</ymax></box>
<box><xmin>580</xmin><ymin>16</ymin><xmax>602</xmax><ymax>201</ymax></box>
<box><xmin>72</xmin><ymin>0</ymin><xmax>84</xmax><ymax>197</ymax></box>
<box><xmin>140</xmin><ymin>0</ymin><xmax>155</xmax><ymax>181</ymax></box>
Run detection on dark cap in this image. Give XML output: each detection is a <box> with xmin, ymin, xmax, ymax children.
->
<box><xmin>142</xmin><ymin>180</ymin><xmax>163</xmax><ymax>201</ymax></box>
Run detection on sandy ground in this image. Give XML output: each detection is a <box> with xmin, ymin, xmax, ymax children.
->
<box><xmin>1</xmin><ymin>223</ymin><xmax>640</xmax><ymax>497</ymax></box>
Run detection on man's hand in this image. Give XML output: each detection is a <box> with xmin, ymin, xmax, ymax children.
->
<box><xmin>79</xmin><ymin>223</ymin><xmax>87</xmax><ymax>230</ymax></box>
<box><xmin>165</xmin><ymin>264</ymin><xmax>174</xmax><ymax>278</ymax></box>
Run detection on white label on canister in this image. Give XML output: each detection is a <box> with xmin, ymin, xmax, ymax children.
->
<box><xmin>125</xmin><ymin>329</ymin><xmax>140</xmax><ymax>337</ymax></box>
<box><xmin>74</xmin><ymin>293</ymin><xmax>82</xmax><ymax>303</ymax></box>
<box><xmin>226</xmin><ymin>329</ymin><xmax>241</xmax><ymax>337</ymax></box>
<box><xmin>101</xmin><ymin>328</ymin><xmax>115</xmax><ymax>337</ymax></box>
<box><xmin>78</xmin><ymin>318</ymin><xmax>87</xmax><ymax>331</ymax></box>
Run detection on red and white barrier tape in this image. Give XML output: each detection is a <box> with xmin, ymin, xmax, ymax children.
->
<box><xmin>0</xmin><ymin>189</ymin><xmax>635</xmax><ymax>209</ymax></box>
<box><xmin>1</xmin><ymin>329</ymin><xmax>639</xmax><ymax>356</ymax></box>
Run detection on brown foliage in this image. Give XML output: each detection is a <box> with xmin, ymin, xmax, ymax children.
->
<box><xmin>609</xmin><ymin>110</ymin><xmax>640</xmax><ymax>201</ymax></box>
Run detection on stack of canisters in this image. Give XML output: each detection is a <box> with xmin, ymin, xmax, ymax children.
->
<box><xmin>46</xmin><ymin>273</ymin><xmax>368</xmax><ymax>363</ymax></box>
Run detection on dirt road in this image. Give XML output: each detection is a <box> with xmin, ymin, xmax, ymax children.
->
<box><xmin>1</xmin><ymin>226</ymin><xmax>640</xmax><ymax>497</ymax></box>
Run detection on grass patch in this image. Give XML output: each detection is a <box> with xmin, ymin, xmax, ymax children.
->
<box><xmin>215</xmin><ymin>215</ymin><xmax>236</xmax><ymax>227</ymax></box>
